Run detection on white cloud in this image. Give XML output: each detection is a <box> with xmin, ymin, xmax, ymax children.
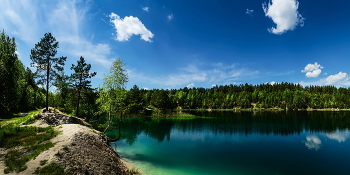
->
<box><xmin>262</xmin><ymin>0</ymin><xmax>305</xmax><ymax>34</ymax></box>
<box><xmin>109</xmin><ymin>13</ymin><xmax>154</xmax><ymax>42</ymax></box>
<box><xmin>301</xmin><ymin>62</ymin><xmax>323</xmax><ymax>78</ymax></box>
<box><xmin>302</xmin><ymin>62</ymin><xmax>323</xmax><ymax>72</ymax></box>
<box><xmin>167</xmin><ymin>14</ymin><xmax>173</xmax><ymax>20</ymax></box>
<box><xmin>142</xmin><ymin>7</ymin><xmax>149</xmax><ymax>12</ymax></box>
<box><xmin>305</xmin><ymin>69</ymin><xmax>322</xmax><ymax>78</ymax></box>
<box><xmin>246</xmin><ymin>9</ymin><xmax>254</xmax><ymax>16</ymax></box>
<box><xmin>304</xmin><ymin>135</ymin><xmax>321</xmax><ymax>151</ymax></box>
<box><xmin>186</xmin><ymin>83</ymin><xmax>195</xmax><ymax>88</ymax></box>
<box><xmin>326</xmin><ymin>131</ymin><xmax>350</xmax><ymax>143</ymax></box>
<box><xmin>325</xmin><ymin>72</ymin><xmax>348</xmax><ymax>84</ymax></box>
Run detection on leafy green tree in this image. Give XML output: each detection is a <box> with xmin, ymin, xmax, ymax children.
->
<box><xmin>53</xmin><ymin>70</ymin><xmax>72</xmax><ymax>111</ymax></box>
<box><xmin>124</xmin><ymin>85</ymin><xmax>144</xmax><ymax>115</ymax></box>
<box><xmin>97</xmin><ymin>59</ymin><xmax>128</xmax><ymax>133</ymax></box>
<box><xmin>0</xmin><ymin>30</ymin><xmax>26</xmax><ymax>114</ymax></box>
<box><xmin>150</xmin><ymin>89</ymin><xmax>173</xmax><ymax>114</ymax></box>
<box><xmin>79</xmin><ymin>89</ymin><xmax>99</xmax><ymax>122</ymax></box>
<box><xmin>30</xmin><ymin>33</ymin><xmax>67</xmax><ymax>111</ymax></box>
<box><xmin>70</xmin><ymin>56</ymin><xmax>97</xmax><ymax>117</ymax></box>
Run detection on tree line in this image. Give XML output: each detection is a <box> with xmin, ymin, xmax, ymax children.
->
<box><xmin>118</xmin><ymin>82</ymin><xmax>350</xmax><ymax>115</ymax></box>
<box><xmin>2</xmin><ymin>30</ymin><xmax>350</xmax><ymax>121</ymax></box>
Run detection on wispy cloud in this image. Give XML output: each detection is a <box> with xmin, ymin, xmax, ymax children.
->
<box><xmin>142</xmin><ymin>7</ymin><xmax>149</xmax><ymax>12</ymax></box>
<box><xmin>262</xmin><ymin>0</ymin><xmax>305</xmax><ymax>34</ymax></box>
<box><xmin>246</xmin><ymin>9</ymin><xmax>254</xmax><ymax>16</ymax></box>
<box><xmin>109</xmin><ymin>13</ymin><xmax>154</xmax><ymax>42</ymax></box>
<box><xmin>0</xmin><ymin>0</ymin><xmax>42</xmax><ymax>44</ymax></box>
<box><xmin>128</xmin><ymin>62</ymin><xmax>259</xmax><ymax>88</ymax></box>
<box><xmin>0</xmin><ymin>0</ymin><xmax>116</xmax><ymax>85</ymax></box>
<box><xmin>167</xmin><ymin>13</ymin><xmax>174</xmax><ymax>20</ymax></box>
<box><xmin>301</xmin><ymin>62</ymin><xmax>323</xmax><ymax>78</ymax></box>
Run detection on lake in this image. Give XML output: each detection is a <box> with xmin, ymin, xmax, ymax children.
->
<box><xmin>108</xmin><ymin>111</ymin><xmax>350</xmax><ymax>175</ymax></box>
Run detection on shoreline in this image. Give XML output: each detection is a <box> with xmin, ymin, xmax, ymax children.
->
<box><xmin>176</xmin><ymin>108</ymin><xmax>350</xmax><ymax>112</ymax></box>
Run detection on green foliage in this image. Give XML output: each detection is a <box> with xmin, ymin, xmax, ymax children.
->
<box><xmin>150</xmin><ymin>89</ymin><xmax>173</xmax><ymax>113</ymax></box>
<box><xmin>30</xmin><ymin>32</ymin><xmax>67</xmax><ymax>111</ymax></box>
<box><xmin>121</xmin><ymin>82</ymin><xmax>350</xmax><ymax>113</ymax></box>
<box><xmin>97</xmin><ymin>59</ymin><xmax>128</xmax><ymax>114</ymax></box>
<box><xmin>124</xmin><ymin>85</ymin><xmax>145</xmax><ymax>116</ymax></box>
<box><xmin>96</xmin><ymin>59</ymin><xmax>128</xmax><ymax>132</ymax></box>
<box><xmin>0</xmin><ymin>30</ymin><xmax>44</xmax><ymax>115</ymax></box>
<box><xmin>70</xmin><ymin>56</ymin><xmax>97</xmax><ymax>117</ymax></box>
<box><xmin>34</xmin><ymin>162</ymin><xmax>68</xmax><ymax>175</ymax></box>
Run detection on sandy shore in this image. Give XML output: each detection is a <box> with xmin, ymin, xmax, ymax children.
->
<box><xmin>0</xmin><ymin>108</ymin><xmax>133</xmax><ymax>175</ymax></box>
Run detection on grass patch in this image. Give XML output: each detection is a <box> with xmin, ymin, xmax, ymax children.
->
<box><xmin>40</xmin><ymin>159</ymin><xmax>48</xmax><ymax>166</ymax></box>
<box><xmin>34</xmin><ymin>162</ymin><xmax>68</xmax><ymax>175</ymax></box>
<box><xmin>22</xmin><ymin>114</ymin><xmax>41</xmax><ymax>125</ymax></box>
<box><xmin>0</xmin><ymin>109</ymin><xmax>41</xmax><ymax>126</ymax></box>
<box><xmin>0</xmin><ymin>116</ymin><xmax>60</xmax><ymax>174</ymax></box>
<box><xmin>3</xmin><ymin>135</ymin><xmax>57</xmax><ymax>174</ymax></box>
<box><xmin>0</xmin><ymin>126</ymin><xmax>60</xmax><ymax>148</ymax></box>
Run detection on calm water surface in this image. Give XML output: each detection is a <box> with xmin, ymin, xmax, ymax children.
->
<box><xmin>108</xmin><ymin>111</ymin><xmax>350</xmax><ymax>175</ymax></box>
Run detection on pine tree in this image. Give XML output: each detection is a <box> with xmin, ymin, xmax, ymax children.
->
<box><xmin>70</xmin><ymin>56</ymin><xmax>96</xmax><ymax>117</ymax></box>
<box><xmin>30</xmin><ymin>33</ymin><xmax>66</xmax><ymax>111</ymax></box>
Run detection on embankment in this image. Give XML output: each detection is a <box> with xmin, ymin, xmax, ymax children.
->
<box><xmin>0</xmin><ymin>108</ymin><xmax>132</xmax><ymax>175</ymax></box>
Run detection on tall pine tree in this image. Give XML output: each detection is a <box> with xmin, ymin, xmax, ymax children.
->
<box><xmin>70</xmin><ymin>56</ymin><xmax>96</xmax><ymax>117</ymax></box>
<box><xmin>30</xmin><ymin>33</ymin><xmax>66</xmax><ymax>111</ymax></box>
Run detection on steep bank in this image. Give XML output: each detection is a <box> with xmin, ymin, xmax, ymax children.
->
<box><xmin>0</xmin><ymin>108</ymin><xmax>132</xmax><ymax>175</ymax></box>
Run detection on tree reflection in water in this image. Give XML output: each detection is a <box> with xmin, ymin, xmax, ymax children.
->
<box><xmin>107</xmin><ymin>111</ymin><xmax>350</xmax><ymax>146</ymax></box>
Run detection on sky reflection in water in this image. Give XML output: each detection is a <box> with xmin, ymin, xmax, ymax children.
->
<box><xmin>110</xmin><ymin>111</ymin><xmax>350</xmax><ymax>175</ymax></box>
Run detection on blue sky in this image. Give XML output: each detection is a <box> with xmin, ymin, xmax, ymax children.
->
<box><xmin>1</xmin><ymin>0</ymin><xmax>350</xmax><ymax>90</ymax></box>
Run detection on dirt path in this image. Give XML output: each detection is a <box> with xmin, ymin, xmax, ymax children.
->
<box><xmin>0</xmin><ymin>108</ymin><xmax>133</xmax><ymax>175</ymax></box>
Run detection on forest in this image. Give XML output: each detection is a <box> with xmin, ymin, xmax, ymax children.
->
<box><xmin>2</xmin><ymin>30</ymin><xmax>350</xmax><ymax>122</ymax></box>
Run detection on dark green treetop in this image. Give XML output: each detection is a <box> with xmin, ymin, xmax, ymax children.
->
<box><xmin>70</xmin><ymin>56</ymin><xmax>97</xmax><ymax>117</ymax></box>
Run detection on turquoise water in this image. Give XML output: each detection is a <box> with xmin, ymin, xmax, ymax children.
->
<box><xmin>109</xmin><ymin>111</ymin><xmax>350</xmax><ymax>174</ymax></box>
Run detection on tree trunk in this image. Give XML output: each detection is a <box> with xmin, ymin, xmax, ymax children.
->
<box><xmin>46</xmin><ymin>56</ymin><xmax>49</xmax><ymax>111</ymax></box>
<box><xmin>105</xmin><ymin>111</ymin><xmax>123</xmax><ymax>143</ymax></box>
<box><xmin>76</xmin><ymin>89</ymin><xmax>80</xmax><ymax>117</ymax></box>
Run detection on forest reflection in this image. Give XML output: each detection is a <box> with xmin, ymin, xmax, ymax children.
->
<box><xmin>107</xmin><ymin>111</ymin><xmax>350</xmax><ymax>146</ymax></box>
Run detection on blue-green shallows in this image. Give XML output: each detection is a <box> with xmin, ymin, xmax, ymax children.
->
<box><xmin>108</xmin><ymin>111</ymin><xmax>350</xmax><ymax>175</ymax></box>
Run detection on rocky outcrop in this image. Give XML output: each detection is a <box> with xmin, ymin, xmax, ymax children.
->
<box><xmin>39</xmin><ymin>112</ymin><xmax>91</xmax><ymax>127</ymax></box>
<box><xmin>55</xmin><ymin>131</ymin><xmax>131</xmax><ymax>175</ymax></box>
<box><xmin>38</xmin><ymin>108</ymin><xmax>132</xmax><ymax>175</ymax></box>
<box><xmin>39</xmin><ymin>107</ymin><xmax>91</xmax><ymax>127</ymax></box>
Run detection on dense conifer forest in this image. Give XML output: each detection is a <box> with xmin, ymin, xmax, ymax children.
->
<box><xmin>2</xmin><ymin>30</ymin><xmax>350</xmax><ymax>120</ymax></box>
